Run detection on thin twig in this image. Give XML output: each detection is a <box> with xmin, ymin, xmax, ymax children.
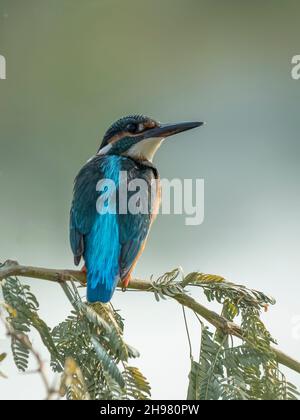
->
<box><xmin>182</xmin><ymin>306</ymin><xmax>193</xmax><ymax>360</ymax></box>
<box><xmin>0</xmin><ymin>308</ymin><xmax>58</xmax><ymax>400</ymax></box>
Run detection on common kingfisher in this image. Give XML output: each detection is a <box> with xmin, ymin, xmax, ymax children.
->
<box><xmin>70</xmin><ymin>115</ymin><xmax>203</xmax><ymax>303</ymax></box>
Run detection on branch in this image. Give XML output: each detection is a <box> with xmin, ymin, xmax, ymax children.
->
<box><xmin>1</xmin><ymin>260</ymin><xmax>300</xmax><ymax>375</ymax></box>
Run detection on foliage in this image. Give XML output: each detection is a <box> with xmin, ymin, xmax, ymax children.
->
<box><xmin>0</xmin><ymin>275</ymin><xmax>150</xmax><ymax>400</ymax></box>
<box><xmin>0</xmin><ymin>265</ymin><xmax>299</xmax><ymax>400</ymax></box>
<box><xmin>155</xmin><ymin>269</ymin><xmax>300</xmax><ymax>400</ymax></box>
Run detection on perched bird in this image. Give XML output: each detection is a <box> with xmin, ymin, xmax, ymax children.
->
<box><xmin>70</xmin><ymin>115</ymin><xmax>203</xmax><ymax>302</ymax></box>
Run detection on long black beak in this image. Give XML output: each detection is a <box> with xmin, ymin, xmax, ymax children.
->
<box><xmin>143</xmin><ymin>121</ymin><xmax>204</xmax><ymax>140</ymax></box>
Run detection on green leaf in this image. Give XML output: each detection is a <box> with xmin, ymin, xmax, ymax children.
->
<box><xmin>123</xmin><ymin>366</ymin><xmax>151</xmax><ymax>400</ymax></box>
<box><xmin>91</xmin><ymin>336</ymin><xmax>125</xmax><ymax>389</ymax></box>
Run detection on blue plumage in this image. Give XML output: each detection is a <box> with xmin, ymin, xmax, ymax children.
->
<box><xmin>70</xmin><ymin>154</ymin><xmax>157</xmax><ymax>303</ymax></box>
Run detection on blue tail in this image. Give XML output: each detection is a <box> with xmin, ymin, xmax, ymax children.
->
<box><xmin>87</xmin><ymin>271</ymin><xmax>118</xmax><ymax>303</ymax></box>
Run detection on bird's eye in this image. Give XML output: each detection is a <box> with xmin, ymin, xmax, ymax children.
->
<box><xmin>126</xmin><ymin>123</ymin><xmax>138</xmax><ymax>133</ymax></box>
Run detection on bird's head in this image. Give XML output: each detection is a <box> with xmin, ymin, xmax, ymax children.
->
<box><xmin>97</xmin><ymin>114</ymin><xmax>204</xmax><ymax>162</ymax></box>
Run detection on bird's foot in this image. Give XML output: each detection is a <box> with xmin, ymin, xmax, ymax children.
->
<box><xmin>81</xmin><ymin>265</ymin><xmax>87</xmax><ymax>273</ymax></box>
<box><xmin>121</xmin><ymin>274</ymin><xmax>131</xmax><ymax>292</ymax></box>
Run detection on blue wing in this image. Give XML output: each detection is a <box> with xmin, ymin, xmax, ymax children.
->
<box><xmin>70</xmin><ymin>158</ymin><xmax>100</xmax><ymax>265</ymax></box>
<box><xmin>118</xmin><ymin>161</ymin><xmax>158</xmax><ymax>281</ymax></box>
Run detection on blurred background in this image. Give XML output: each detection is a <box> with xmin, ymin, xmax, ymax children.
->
<box><xmin>0</xmin><ymin>0</ymin><xmax>300</xmax><ymax>399</ymax></box>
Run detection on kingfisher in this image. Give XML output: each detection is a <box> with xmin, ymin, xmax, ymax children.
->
<box><xmin>70</xmin><ymin>115</ymin><xmax>203</xmax><ymax>303</ymax></box>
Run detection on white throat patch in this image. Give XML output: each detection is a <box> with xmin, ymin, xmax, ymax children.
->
<box><xmin>125</xmin><ymin>137</ymin><xmax>164</xmax><ymax>162</ymax></box>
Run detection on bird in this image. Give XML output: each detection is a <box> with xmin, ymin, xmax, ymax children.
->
<box><xmin>70</xmin><ymin>115</ymin><xmax>203</xmax><ymax>303</ymax></box>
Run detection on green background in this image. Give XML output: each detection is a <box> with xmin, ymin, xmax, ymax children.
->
<box><xmin>0</xmin><ymin>0</ymin><xmax>300</xmax><ymax>399</ymax></box>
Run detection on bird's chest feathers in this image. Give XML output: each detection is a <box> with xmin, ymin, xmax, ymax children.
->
<box><xmin>125</xmin><ymin>138</ymin><xmax>164</xmax><ymax>162</ymax></box>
